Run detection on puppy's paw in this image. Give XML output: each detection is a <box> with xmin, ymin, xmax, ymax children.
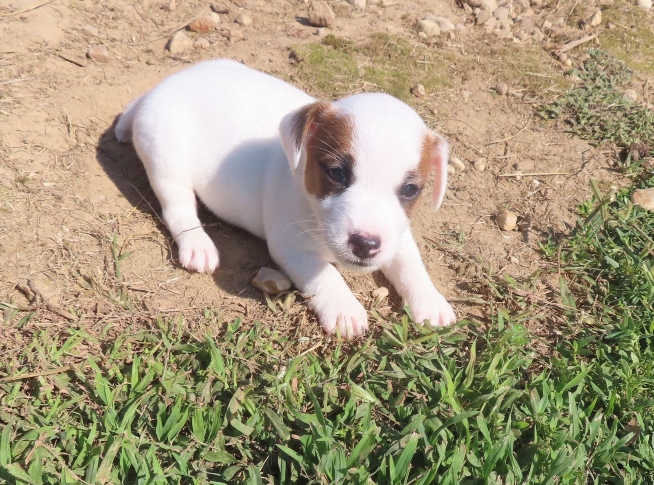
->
<box><xmin>315</xmin><ymin>295</ymin><xmax>369</xmax><ymax>339</ymax></box>
<box><xmin>177</xmin><ymin>231</ymin><xmax>220</xmax><ymax>273</ymax></box>
<box><xmin>409</xmin><ymin>290</ymin><xmax>456</xmax><ymax>327</ymax></box>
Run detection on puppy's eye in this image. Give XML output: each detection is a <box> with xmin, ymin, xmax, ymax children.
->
<box><xmin>400</xmin><ymin>183</ymin><xmax>421</xmax><ymax>199</ymax></box>
<box><xmin>326</xmin><ymin>167</ymin><xmax>347</xmax><ymax>184</ymax></box>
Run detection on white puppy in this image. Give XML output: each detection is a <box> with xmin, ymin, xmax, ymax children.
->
<box><xmin>115</xmin><ymin>59</ymin><xmax>456</xmax><ymax>338</ymax></box>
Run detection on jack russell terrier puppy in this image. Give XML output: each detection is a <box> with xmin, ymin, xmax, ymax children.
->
<box><xmin>115</xmin><ymin>59</ymin><xmax>456</xmax><ymax>338</ymax></box>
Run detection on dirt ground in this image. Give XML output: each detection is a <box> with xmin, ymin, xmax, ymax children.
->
<box><xmin>0</xmin><ymin>0</ymin><xmax>628</xmax><ymax>353</ymax></box>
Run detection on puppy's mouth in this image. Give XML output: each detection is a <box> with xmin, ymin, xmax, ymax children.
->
<box><xmin>337</xmin><ymin>255</ymin><xmax>380</xmax><ymax>273</ymax></box>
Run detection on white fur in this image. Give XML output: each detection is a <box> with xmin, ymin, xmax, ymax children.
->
<box><xmin>116</xmin><ymin>59</ymin><xmax>456</xmax><ymax>337</ymax></box>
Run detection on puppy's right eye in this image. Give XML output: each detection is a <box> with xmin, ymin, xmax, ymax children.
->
<box><xmin>326</xmin><ymin>167</ymin><xmax>347</xmax><ymax>184</ymax></box>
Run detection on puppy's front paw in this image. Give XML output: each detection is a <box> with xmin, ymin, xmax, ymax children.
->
<box><xmin>409</xmin><ymin>290</ymin><xmax>456</xmax><ymax>327</ymax></box>
<box><xmin>314</xmin><ymin>295</ymin><xmax>369</xmax><ymax>339</ymax></box>
<box><xmin>177</xmin><ymin>231</ymin><xmax>220</xmax><ymax>273</ymax></box>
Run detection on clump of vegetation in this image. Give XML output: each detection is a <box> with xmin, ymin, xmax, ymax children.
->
<box><xmin>540</xmin><ymin>49</ymin><xmax>654</xmax><ymax>157</ymax></box>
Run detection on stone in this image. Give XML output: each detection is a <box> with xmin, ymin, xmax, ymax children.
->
<box><xmin>194</xmin><ymin>37</ymin><xmax>211</xmax><ymax>49</ymax></box>
<box><xmin>588</xmin><ymin>9</ymin><xmax>602</xmax><ymax>27</ymax></box>
<box><xmin>411</xmin><ymin>83</ymin><xmax>426</xmax><ymax>97</ymax></box>
<box><xmin>483</xmin><ymin>16</ymin><xmax>497</xmax><ymax>30</ymax></box>
<box><xmin>450</xmin><ymin>157</ymin><xmax>466</xmax><ymax>172</ymax></box>
<box><xmin>465</xmin><ymin>0</ymin><xmax>482</xmax><ymax>7</ymax></box>
<box><xmin>495</xmin><ymin>81</ymin><xmax>509</xmax><ymax>95</ymax></box>
<box><xmin>235</xmin><ymin>13</ymin><xmax>253</xmax><ymax>26</ymax></box>
<box><xmin>496</xmin><ymin>209</ymin><xmax>518</xmax><ymax>231</ymax></box>
<box><xmin>417</xmin><ymin>19</ymin><xmax>440</xmax><ymax>37</ymax></box>
<box><xmin>252</xmin><ymin>267</ymin><xmax>292</xmax><ymax>294</ymax></box>
<box><xmin>624</xmin><ymin>89</ymin><xmax>638</xmax><ymax>102</ymax></box>
<box><xmin>638</xmin><ymin>0</ymin><xmax>652</xmax><ymax>10</ymax></box>
<box><xmin>632</xmin><ymin>188</ymin><xmax>654</xmax><ymax>210</ymax></box>
<box><xmin>542</xmin><ymin>19</ymin><xmax>552</xmax><ymax>29</ymax></box>
<box><xmin>477</xmin><ymin>9</ymin><xmax>493</xmax><ymax>24</ymax></box>
<box><xmin>346</xmin><ymin>0</ymin><xmax>366</xmax><ymax>10</ymax></box>
<box><xmin>226</xmin><ymin>28</ymin><xmax>245</xmax><ymax>42</ymax></box>
<box><xmin>431</xmin><ymin>16</ymin><xmax>455</xmax><ymax>33</ymax></box>
<box><xmin>188</xmin><ymin>16</ymin><xmax>215</xmax><ymax>33</ymax></box>
<box><xmin>163</xmin><ymin>0</ymin><xmax>176</xmax><ymax>10</ymax></box>
<box><xmin>447</xmin><ymin>164</ymin><xmax>456</xmax><ymax>176</ymax></box>
<box><xmin>82</xmin><ymin>24</ymin><xmax>99</xmax><ymax>37</ymax></box>
<box><xmin>308</xmin><ymin>0</ymin><xmax>335</xmax><ymax>28</ymax></box>
<box><xmin>493</xmin><ymin>6</ymin><xmax>510</xmax><ymax>21</ymax></box>
<box><xmin>166</xmin><ymin>31</ymin><xmax>193</xmax><ymax>53</ymax></box>
<box><xmin>207</xmin><ymin>12</ymin><xmax>221</xmax><ymax>24</ymax></box>
<box><xmin>473</xmin><ymin>158</ymin><xmax>486</xmax><ymax>171</ymax></box>
<box><xmin>479</xmin><ymin>0</ymin><xmax>497</xmax><ymax>11</ymax></box>
<box><xmin>86</xmin><ymin>45</ymin><xmax>110</xmax><ymax>63</ymax></box>
<box><xmin>372</xmin><ymin>286</ymin><xmax>389</xmax><ymax>302</ymax></box>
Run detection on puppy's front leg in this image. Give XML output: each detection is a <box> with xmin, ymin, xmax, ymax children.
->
<box><xmin>382</xmin><ymin>230</ymin><xmax>456</xmax><ymax>327</ymax></box>
<box><xmin>269</xmin><ymin>244</ymin><xmax>369</xmax><ymax>338</ymax></box>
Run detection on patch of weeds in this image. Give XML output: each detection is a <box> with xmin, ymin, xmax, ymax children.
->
<box><xmin>601</xmin><ymin>3</ymin><xmax>654</xmax><ymax>75</ymax></box>
<box><xmin>539</xmin><ymin>49</ymin><xmax>654</xmax><ymax>164</ymax></box>
<box><xmin>292</xmin><ymin>33</ymin><xmax>452</xmax><ymax>100</ymax></box>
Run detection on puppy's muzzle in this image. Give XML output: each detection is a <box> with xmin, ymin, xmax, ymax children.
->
<box><xmin>348</xmin><ymin>232</ymin><xmax>381</xmax><ymax>260</ymax></box>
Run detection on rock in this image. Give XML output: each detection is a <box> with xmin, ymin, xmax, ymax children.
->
<box><xmin>638</xmin><ymin>0</ymin><xmax>652</xmax><ymax>10</ymax></box>
<box><xmin>496</xmin><ymin>209</ymin><xmax>518</xmax><ymax>231</ymax></box>
<box><xmin>498</xmin><ymin>18</ymin><xmax>513</xmax><ymax>30</ymax></box>
<box><xmin>542</xmin><ymin>19</ymin><xmax>552</xmax><ymax>29</ymax></box>
<box><xmin>455</xmin><ymin>23</ymin><xmax>466</xmax><ymax>31</ymax></box>
<box><xmin>315</xmin><ymin>27</ymin><xmax>326</xmax><ymax>36</ymax></box>
<box><xmin>166</xmin><ymin>31</ymin><xmax>193</xmax><ymax>53</ymax></box>
<box><xmin>207</xmin><ymin>12</ymin><xmax>221</xmax><ymax>24</ymax></box>
<box><xmin>480</xmin><ymin>0</ymin><xmax>497</xmax><ymax>11</ymax></box>
<box><xmin>163</xmin><ymin>0</ymin><xmax>176</xmax><ymax>10</ymax></box>
<box><xmin>558</xmin><ymin>52</ymin><xmax>568</xmax><ymax>63</ymax></box>
<box><xmin>372</xmin><ymin>286</ymin><xmax>389</xmax><ymax>302</ymax></box>
<box><xmin>494</xmin><ymin>6</ymin><xmax>510</xmax><ymax>21</ymax></box>
<box><xmin>477</xmin><ymin>9</ymin><xmax>493</xmax><ymax>24</ymax></box>
<box><xmin>563</xmin><ymin>59</ymin><xmax>572</xmax><ymax>67</ymax></box>
<box><xmin>252</xmin><ymin>267</ymin><xmax>292</xmax><ymax>294</ymax></box>
<box><xmin>632</xmin><ymin>188</ymin><xmax>654</xmax><ymax>211</ymax></box>
<box><xmin>417</xmin><ymin>19</ymin><xmax>440</xmax><ymax>37</ymax></box>
<box><xmin>588</xmin><ymin>9</ymin><xmax>602</xmax><ymax>27</ymax></box>
<box><xmin>515</xmin><ymin>160</ymin><xmax>535</xmax><ymax>171</ymax></box>
<box><xmin>473</xmin><ymin>158</ymin><xmax>486</xmax><ymax>171</ymax></box>
<box><xmin>495</xmin><ymin>81</ymin><xmax>509</xmax><ymax>95</ymax></box>
<box><xmin>308</xmin><ymin>0</ymin><xmax>335</xmax><ymax>28</ymax></box>
<box><xmin>465</xmin><ymin>0</ymin><xmax>482</xmax><ymax>7</ymax></box>
<box><xmin>624</xmin><ymin>89</ymin><xmax>638</xmax><ymax>102</ymax></box>
<box><xmin>235</xmin><ymin>13</ymin><xmax>253</xmax><ymax>26</ymax></box>
<box><xmin>86</xmin><ymin>45</ymin><xmax>110</xmax><ymax>63</ymax></box>
<box><xmin>431</xmin><ymin>16</ymin><xmax>455</xmax><ymax>33</ymax></box>
<box><xmin>447</xmin><ymin>164</ymin><xmax>456</xmax><ymax>176</ymax></box>
<box><xmin>226</xmin><ymin>28</ymin><xmax>245</xmax><ymax>42</ymax></box>
<box><xmin>188</xmin><ymin>17</ymin><xmax>215</xmax><ymax>33</ymax></box>
<box><xmin>450</xmin><ymin>157</ymin><xmax>466</xmax><ymax>172</ymax></box>
<box><xmin>411</xmin><ymin>83</ymin><xmax>426</xmax><ymax>97</ymax></box>
<box><xmin>483</xmin><ymin>16</ymin><xmax>498</xmax><ymax>30</ymax></box>
<box><xmin>82</xmin><ymin>24</ymin><xmax>99</xmax><ymax>37</ymax></box>
<box><xmin>346</xmin><ymin>0</ymin><xmax>366</xmax><ymax>10</ymax></box>
<box><xmin>418</xmin><ymin>31</ymin><xmax>428</xmax><ymax>40</ymax></box>
<box><xmin>195</xmin><ymin>37</ymin><xmax>211</xmax><ymax>49</ymax></box>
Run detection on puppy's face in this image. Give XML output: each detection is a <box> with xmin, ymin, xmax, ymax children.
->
<box><xmin>280</xmin><ymin>93</ymin><xmax>449</xmax><ymax>272</ymax></box>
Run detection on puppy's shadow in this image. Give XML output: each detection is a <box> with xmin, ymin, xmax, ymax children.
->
<box><xmin>95</xmin><ymin>118</ymin><xmax>274</xmax><ymax>300</ymax></box>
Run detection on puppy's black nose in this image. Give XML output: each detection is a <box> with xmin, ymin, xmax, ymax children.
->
<box><xmin>348</xmin><ymin>233</ymin><xmax>381</xmax><ymax>259</ymax></box>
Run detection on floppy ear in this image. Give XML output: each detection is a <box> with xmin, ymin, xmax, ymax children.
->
<box><xmin>427</xmin><ymin>131</ymin><xmax>450</xmax><ymax>211</ymax></box>
<box><xmin>279</xmin><ymin>101</ymin><xmax>330</xmax><ymax>174</ymax></box>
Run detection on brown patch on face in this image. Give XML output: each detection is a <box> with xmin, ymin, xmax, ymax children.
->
<box><xmin>398</xmin><ymin>133</ymin><xmax>434</xmax><ymax>216</ymax></box>
<box><xmin>302</xmin><ymin>106</ymin><xmax>355</xmax><ymax>199</ymax></box>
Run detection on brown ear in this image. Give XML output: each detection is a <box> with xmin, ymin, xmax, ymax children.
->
<box><xmin>427</xmin><ymin>131</ymin><xmax>450</xmax><ymax>211</ymax></box>
<box><xmin>279</xmin><ymin>101</ymin><xmax>331</xmax><ymax>173</ymax></box>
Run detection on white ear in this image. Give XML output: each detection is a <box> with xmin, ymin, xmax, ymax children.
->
<box><xmin>279</xmin><ymin>101</ymin><xmax>330</xmax><ymax>174</ymax></box>
<box><xmin>429</xmin><ymin>131</ymin><xmax>450</xmax><ymax>212</ymax></box>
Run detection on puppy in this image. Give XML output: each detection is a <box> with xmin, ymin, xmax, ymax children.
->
<box><xmin>115</xmin><ymin>59</ymin><xmax>456</xmax><ymax>338</ymax></box>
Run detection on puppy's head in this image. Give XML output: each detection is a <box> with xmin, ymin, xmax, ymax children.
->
<box><xmin>280</xmin><ymin>93</ymin><xmax>448</xmax><ymax>272</ymax></box>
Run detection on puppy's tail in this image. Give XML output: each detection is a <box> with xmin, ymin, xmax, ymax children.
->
<box><xmin>114</xmin><ymin>96</ymin><xmax>143</xmax><ymax>143</ymax></box>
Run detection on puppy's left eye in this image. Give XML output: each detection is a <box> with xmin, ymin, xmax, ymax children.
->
<box><xmin>326</xmin><ymin>167</ymin><xmax>347</xmax><ymax>184</ymax></box>
<box><xmin>400</xmin><ymin>183</ymin><xmax>421</xmax><ymax>199</ymax></box>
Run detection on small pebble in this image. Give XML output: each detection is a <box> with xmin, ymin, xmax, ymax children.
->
<box><xmin>252</xmin><ymin>267</ymin><xmax>292</xmax><ymax>294</ymax></box>
<box><xmin>638</xmin><ymin>0</ymin><xmax>652</xmax><ymax>10</ymax></box>
<box><xmin>82</xmin><ymin>24</ymin><xmax>99</xmax><ymax>37</ymax></box>
<box><xmin>563</xmin><ymin>59</ymin><xmax>572</xmax><ymax>67</ymax></box>
<box><xmin>632</xmin><ymin>188</ymin><xmax>654</xmax><ymax>211</ymax></box>
<box><xmin>411</xmin><ymin>83</ymin><xmax>426</xmax><ymax>98</ymax></box>
<box><xmin>477</xmin><ymin>9</ymin><xmax>493</xmax><ymax>25</ymax></box>
<box><xmin>163</xmin><ymin>0</ymin><xmax>176</xmax><ymax>10</ymax></box>
<box><xmin>188</xmin><ymin>16</ymin><xmax>215</xmax><ymax>33</ymax></box>
<box><xmin>510</xmin><ymin>256</ymin><xmax>519</xmax><ymax>264</ymax></box>
<box><xmin>227</xmin><ymin>28</ymin><xmax>245</xmax><ymax>42</ymax></box>
<box><xmin>447</xmin><ymin>165</ymin><xmax>456</xmax><ymax>175</ymax></box>
<box><xmin>588</xmin><ymin>9</ymin><xmax>602</xmax><ymax>27</ymax></box>
<box><xmin>473</xmin><ymin>158</ymin><xmax>486</xmax><ymax>171</ymax></box>
<box><xmin>235</xmin><ymin>13</ymin><xmax>253</xmax><ymax>26</ymax></box>
<box><xmin>557</xmin><ymin>52</ymin><xmax>568</xmax><ymax>63</ymax></box>
<box><xmin>86</xmin><ymin>45</ymin><xmax>110</xmax><ymax>63</ymax></box>
<box><xmin>207</xmin><ymin>12</ymin><xmax>221</xmax><ymax>24</ymax></box>
<box><xmin>515</xmin><ymin>160</ymin><xmax>535</xmax><ymax>171</ymax></box>
<box><xmin>496</xmin><ymin>209</ymin><xmax>518</xmax><ymax>231</ymax></box>
<box><xmin>432</xmin><ymin>16</ymin><xmax>455</xmax><ymax>33</ymax></box>
<box><xmin>542</xmin><ymin>20</ymin><xmax>552</xmax><ymax>29</ymax></box>
<box><xmin>194</xmin><ymin>37</ymin><xmax>211</xmax><ymax>50</ymax></box>
<box><xmin>450</xmin><ymin>157</ymin><xmax>466</xmax><ymax>172</ymax></box>
<box><xmin>307</xmin><ymin>0</ymin><xmax>335</xmax><ymax>28</ymax></box>
<box><xmin>372</xmin><ymin>286</ymin><xmax>389</xmax><ymax>302</ymax></box>
<box><xmin>417</xmin><ymin>19</ymin><xmax>441</xmax><ymax>37</ymax></box>
<box><xmin>495</xmin><ymin>81</ymin><xmax>509</xmax><ymax>95</ymax></box>
<box><xmin>166</xmin><ymin>31</ymin><xmax>193</xmax><ymax>53</ymax></box>
<box><xmin>315</xmin><ymin>27</ymin><xmax>326</xmax><ymax>36</ymax></box>
<box><xmin>540</xmin><ymin>187</ymin><xmax>552</xmax><ymax>197</ymax></box>
<box><xmin>624</xmin><ymin>89</ymin><xmax>638</xmax><ymax>102</ymax></box>
<box><xmin>346</xmin><ymin>0</ymin><xmax>366</xmax><ymax>10</ymax></box>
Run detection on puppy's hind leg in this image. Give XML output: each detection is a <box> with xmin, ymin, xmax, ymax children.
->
<box><xmin>150</xmin><ymin>178</ymin><xmax>220</xmax><ymax>274</ymax></box>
